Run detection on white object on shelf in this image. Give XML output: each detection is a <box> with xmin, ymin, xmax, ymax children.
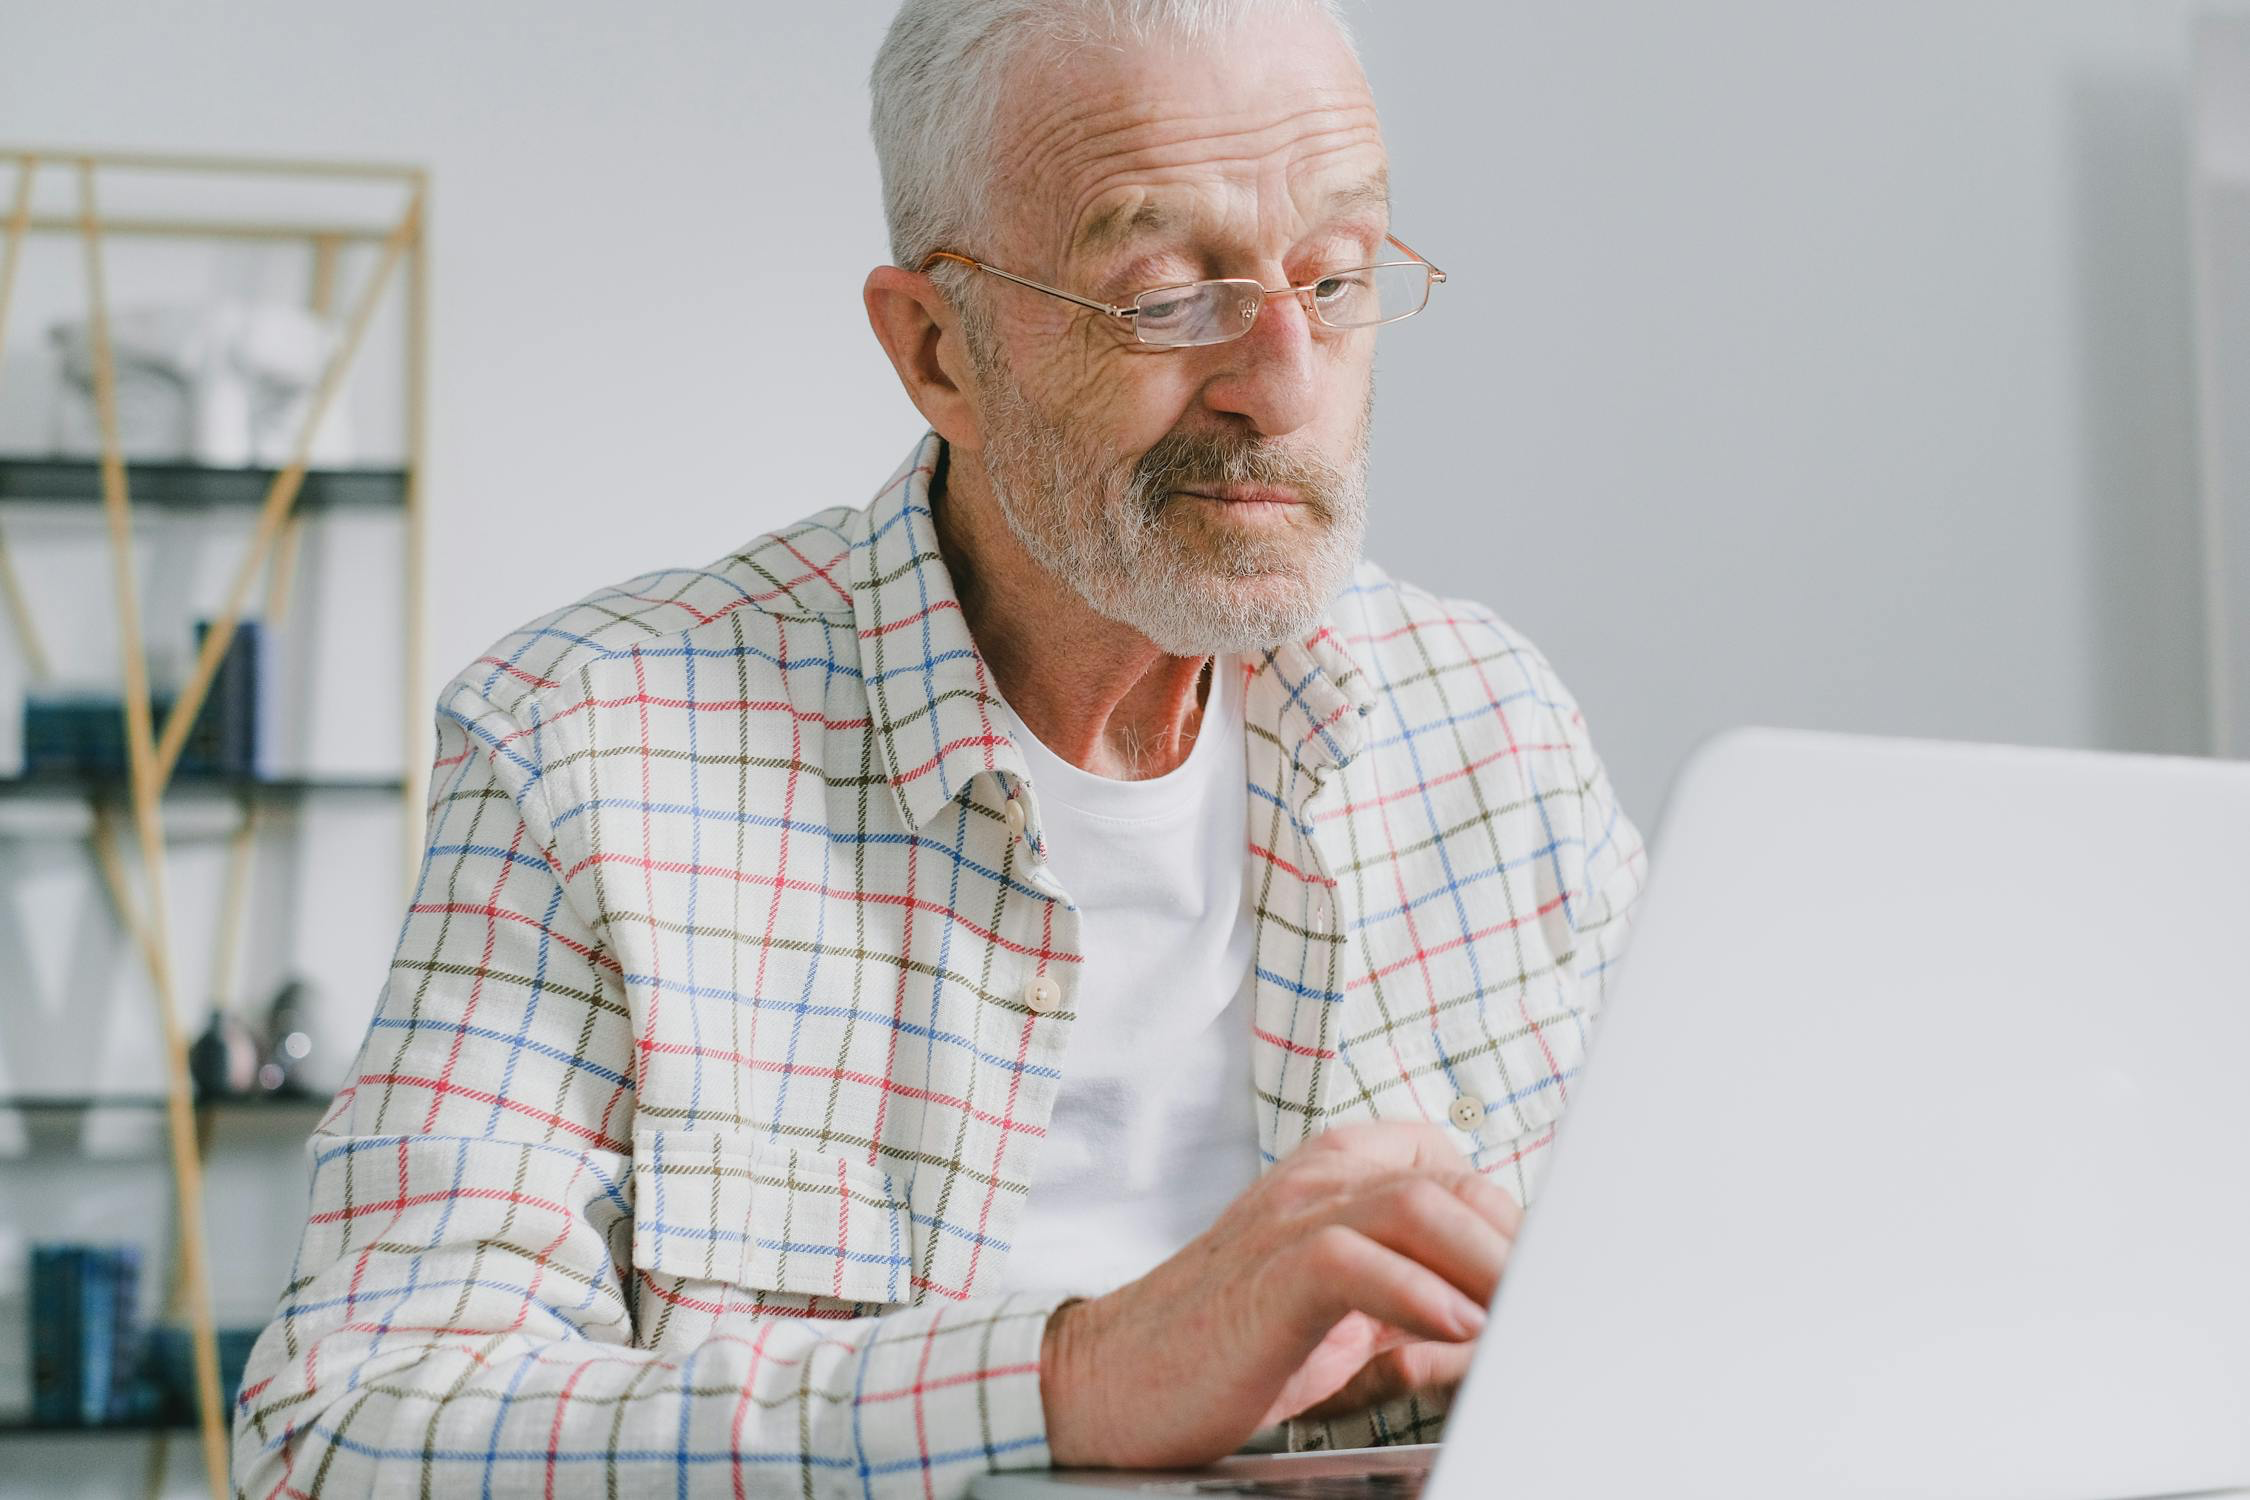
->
<box><xmin>46</xmin><ymin>299</ymin><xmax>356</xmax><ymax>468</ymax></box>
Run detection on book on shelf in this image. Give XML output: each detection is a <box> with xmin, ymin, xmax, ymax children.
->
<box><xmin>20</xmin><ymin>618</ymin><xmax>263</xmax><ymax>782</ymax></box>
<box><xmin>27</xmin><ymin>1244</ymin><xmax>143</xmax><ymax>1426</ymax></box>
<box><xmin>179</xmin><ymin>618</ymin><xmax>262</xmax><ymax>778</ymax></box>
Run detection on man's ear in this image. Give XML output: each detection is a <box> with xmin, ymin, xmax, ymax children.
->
<box><xmin>865</xmin><ymin>266</ymin><xmax>984</xmax><ymax>449</ymax></box>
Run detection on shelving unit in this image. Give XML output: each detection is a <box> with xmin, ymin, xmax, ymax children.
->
<box><xmin>0</xmin><ymin>145</ymin><xmax>427</xmax><ymax>1498</ymax></box>
<box><xmin>0</xmin><ymin>1096</ymin><xmax>339</xmax><ymax>1449</ymax></box>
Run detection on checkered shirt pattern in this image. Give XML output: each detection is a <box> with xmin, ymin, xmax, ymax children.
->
<box><xmin>232</xmin><ymin>432</ymin><xmax>1646</xmax><ymax>1497</ymax></box>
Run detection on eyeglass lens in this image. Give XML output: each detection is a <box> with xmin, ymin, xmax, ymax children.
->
<box><xmin>1130</xmin><ymin>262</ymin><xmax>1435</xmax><ymax>347</ymax></box>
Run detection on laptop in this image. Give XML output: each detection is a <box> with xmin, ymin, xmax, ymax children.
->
<box><xmin>975</xmin><ymin>728</ymin><xmax>2250</xmax><ymax>1500</ymax></box>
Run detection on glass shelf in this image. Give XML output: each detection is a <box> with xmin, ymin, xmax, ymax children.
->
<box><xmin>0</xmin><ymin>1093</ymin><xmax>331</xmax><ymax>1114</ymax></box>
<box><xmin>0</xmin><ymin>1414</ymin><xmax>194</xmax><ymax>1438</ymax></box>
<box><xmin>0</xmin><ymin>456</ymin><xmax>406</xmax><ymax>511</ymax></box>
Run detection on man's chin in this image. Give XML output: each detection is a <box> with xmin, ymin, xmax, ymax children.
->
<box><xmin>1115</xmin><ymin>575</ymin><xmax>1339</xmax><ymax>655</ymax></box>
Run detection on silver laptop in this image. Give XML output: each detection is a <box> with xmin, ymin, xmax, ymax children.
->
<box><xmin>976</xmin><ymin>728</ymin><xmax>2250</xmax><ymax>1500</ymax></box>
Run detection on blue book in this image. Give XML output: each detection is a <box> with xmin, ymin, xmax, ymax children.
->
<box><xmin>27</xmin><ymin>1245</ymin><xmax>145</xmax><ymax>1426</ymax></box>
<box><xmin>91</xmin><ymin>1246</ymin><xmax>142</xmax><ymax>1423</ymax></box>
<box><xmin>184</xmin><ymin>619</ymin><xmax>262</xmax><ymax>777</ymax></box>
<box><xmin>78</xmin><ymin>1250</ymin><xmax>114</xmax><ymax>1426</ymax></box>
<box><xmin>111</xmin><ymin>1247</ymin><xmax>146</xmax><ymax>1420</ymax></box>
<box><xmin>21</xmin><ymin>697</ymin><xmax>133</xmax><ymax>778</ymax></box>
<box><xmin>29</xmin><ymin>1245</ymin><xmax>82</xmax><ymax>1425</ymax></box>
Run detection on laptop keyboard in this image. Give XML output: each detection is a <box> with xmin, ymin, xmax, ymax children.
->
<box><xmin>1167</xmin><ymin>1472</ymin><xmax>1427</xmax><ymax>1499</ymax></box>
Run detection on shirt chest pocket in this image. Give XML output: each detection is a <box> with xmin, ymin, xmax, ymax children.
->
<box><xmin>1432</xmin><ymin>999</ymin><xmax>1591</xmax><ymax>1138</ymax></box>
<box><xmin>1413</xmin><ymin>960</ymin><xmax>1600</xmax><ymax>1194</ymax></box>
<box><xmin>630</xmin><ymin>1129</ymin><xmax>916</xmax><ymax>1311</ymax></box>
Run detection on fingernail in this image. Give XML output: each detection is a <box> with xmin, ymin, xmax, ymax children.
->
<box><xmin>1453</xmin><ymin>1294</ymin><xmax>1487</xmax><ymax>1336</ymax></box>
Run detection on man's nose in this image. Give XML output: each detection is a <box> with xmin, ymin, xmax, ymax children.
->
<box><xmin>1199</xmin><ymin>287</ymin><xmax>1323</xmax><ymax>438</ymax></box>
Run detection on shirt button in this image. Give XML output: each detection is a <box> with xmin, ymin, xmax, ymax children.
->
<box><xmin>1307</xmin><ymin>897</ymin><xmax>1331</xmax><ymax>934</ymax></box>
<box><xmin>1004</xmin><ymin>798</ymin><xmax>1027</xmax><ymax>836</ymax></box>
<box><xmin>1024</xmin><ymin>974</ymin><xmax>1062</xmax><ymax>1013</ymax></box>
<box><xmin>1447</xmin><ymin>1094</ymin><xmax>1484</xmax><ymax>1131</ymax></box>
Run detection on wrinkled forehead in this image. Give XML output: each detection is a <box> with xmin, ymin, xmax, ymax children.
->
<box><xmin>986</xmin><ymin>15</ymin><xmax>1386</xmax><ymax>274</ymax></box>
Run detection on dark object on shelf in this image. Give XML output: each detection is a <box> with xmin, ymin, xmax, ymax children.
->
<box><xmin>0</xmin><ymin>456</ymin><xmax>406</xmax><ymax>510</ymax></box>
<box><xmin>258</xmin><ymin>978</ymin><xmax>316</xmax><ymax>1094</ymax></box>
<box><xmin>27</xmin><ymin>1248</ymin><xmax>78</xmax><ymax>1424</ymax></box>
<box><xmin>188</xmin><ymin>976</ymin><xmax>322</xmax><ymax>1102</ymax></box>
<box><xmin>22</xmin><ymin>693</ymin><xmax>139</xmax><ymax>778</ymax></box>
<box><xmin>187</xmin><ymin>1011</ymin><xmax>265</xmax><ymax>1099</ymax></box>
<box><xmin>177</xmin><ymin>619</ymin><xmax>261</xmax><ymax>778</ymax></box>
<box><xmin>24</xmin><ymin>618</ymin><xmax>260</xmax><ymax>780</ymax></box>
<box><xmin>28</xmin><ymin>1245</ymin><xmax>144</xmax><ymax>1426</ymax></box>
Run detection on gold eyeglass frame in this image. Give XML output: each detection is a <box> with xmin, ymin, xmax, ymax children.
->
<box><xmin>916</xmin><ymin>232</ymin><xmax>1449</xmax><ymax>347</ymax></box>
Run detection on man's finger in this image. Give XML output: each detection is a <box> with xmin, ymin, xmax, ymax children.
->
<box><xmin>1334</xmin><ymin>1175</ymin><xmax>1513</xmax><ymax>1309</ymax></box>
<box><xmin>1292</xmin><ymin>1339</ymin><xmax>1479</xmax><ymax>1423</ymax></box>
<box><xmin>1286</xmin><ymin>1225</ymin><xmax>1487</xmax><ymax>1348</ymax></box>
<box><xmin>1302</xmin><ymin>1119</ymin><xmax>1472</xmax><ymax>1176</ymax></box>
<box><xmin>1449</xmin><ymin>1171</ymin><xmax>1525</xmax><ymax>1240</ymax></box>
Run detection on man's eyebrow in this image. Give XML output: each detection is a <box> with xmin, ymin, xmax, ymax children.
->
<box><xmin>1073</xmin><ymin>172</ymin><xmax>1392</xmax><ymax>256</ymax></box>
<box><xmin>1321</xmin><ymin>174</ymin><xmax>1392</xmax><ymax>224</ymax></box>
<box><xmin>1076</xmin><ymin>197</ymin><xmax>1173</xmax><ymax>254</ymax></box>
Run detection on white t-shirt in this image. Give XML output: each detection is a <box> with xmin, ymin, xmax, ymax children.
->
<box><xmin>989</xmin><ymin>658</ymin><xmax>1261</xmax><ymax>1297</ymax></box>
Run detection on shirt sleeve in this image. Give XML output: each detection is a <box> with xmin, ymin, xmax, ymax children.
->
<box><xmin>230</xmin><ymin>676</ymin><xmax>1071</xmax><ymax>1500</ymax></box>
<box><xmin>1538</xmin><ymin>647</ymin><xmax>1649</xmax><ymax>1013</ymax></box>
<box><xmin>1286</xmin><ymin>633</ymin><xmax>1649</xmax><ymax>1454</ymax></box>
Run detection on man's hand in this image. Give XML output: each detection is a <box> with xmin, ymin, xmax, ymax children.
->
<box><xmin>1037</xmin><ymin>1121</ymin><xmax>1523</xmax><ymax>1468</ymax></box>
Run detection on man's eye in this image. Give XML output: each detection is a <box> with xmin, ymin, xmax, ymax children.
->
<box><xmin>1313</xmin><ymin>273</ymin><xmax>1365</xmax><ymax>303</ymax></box>
<box><xmin>1135</xmin><ymin>286</ymin><xmax>1215</xmax><ymax>330</ymax></box>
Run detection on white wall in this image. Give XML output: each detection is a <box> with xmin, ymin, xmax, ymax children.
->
<box><xmin>0</xmin><ymin>2</ymin><xmax>2234</xmax><ymax>1492</ymax></box>
<box><xmin>1365</xmin><ymin>1</ymin><xmax>2236</xmax><ymax>814</ymax></box>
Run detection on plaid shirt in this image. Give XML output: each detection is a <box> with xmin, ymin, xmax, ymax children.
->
<box><xmin>233</xmin><ymin>433</ymin><xmax>1646</xmax><ymax>1497</ymax></box>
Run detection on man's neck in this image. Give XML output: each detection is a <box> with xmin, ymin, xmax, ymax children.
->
<box><xmin>931</xmin><ymin>450</ymin><xmax>1214</xmax><ymax>782</ymax></box>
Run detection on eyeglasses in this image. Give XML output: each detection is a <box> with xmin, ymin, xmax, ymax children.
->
<box><xmin>916</xmin><ymin>233</ymin><xmax>1447</xmax><ymax>349</ymax></box>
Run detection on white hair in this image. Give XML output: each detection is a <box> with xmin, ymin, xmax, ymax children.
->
<box><xmin>870</xmin><ymin>0</ymin><xmax>1358</xmax><ymax>279</ymax></box>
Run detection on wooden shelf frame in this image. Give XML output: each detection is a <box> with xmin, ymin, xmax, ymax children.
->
<box><xmin>0</xmin><ymin>145</ymin><xmax>428</xmax><ymax>1496</ymax></box>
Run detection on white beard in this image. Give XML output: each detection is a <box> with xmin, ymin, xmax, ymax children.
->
<box><xmin>969</xmin><ymin>349</ymin><xmax>1373</xmax><ymax>657</ymax></box>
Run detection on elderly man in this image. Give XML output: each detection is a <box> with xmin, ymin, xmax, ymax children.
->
<box><xmin>233</xmin><ymin>0</ymin><xmax>1644</xmax><ymax>1493</ymax></box>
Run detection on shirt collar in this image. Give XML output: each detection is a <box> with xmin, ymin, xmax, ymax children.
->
<box><xmin>1256</xmin><ymin>623</ymin><xmax>1380</xmax><ymax>787</ymax></box>
<box><xmin>850</xmin><ymin>432</ymin><xmax>1378</xmax><ymax>834</ymax></box>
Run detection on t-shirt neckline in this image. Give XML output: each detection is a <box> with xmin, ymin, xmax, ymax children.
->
<box><xmin>993</xmin><ymin>656</ymin><xmax>1242</xmax><ymax>823</ymax></box>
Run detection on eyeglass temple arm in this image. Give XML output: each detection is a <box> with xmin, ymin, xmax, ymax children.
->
<box><xmin>1385</xmin><ymin>232</ymin><xmax>1447</xmax><ymax>283</ymax></box>
<box><xmin>916</xmin><ymin>250</ymin><xmax>1138</xmax><ymax>319</ymax></box>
